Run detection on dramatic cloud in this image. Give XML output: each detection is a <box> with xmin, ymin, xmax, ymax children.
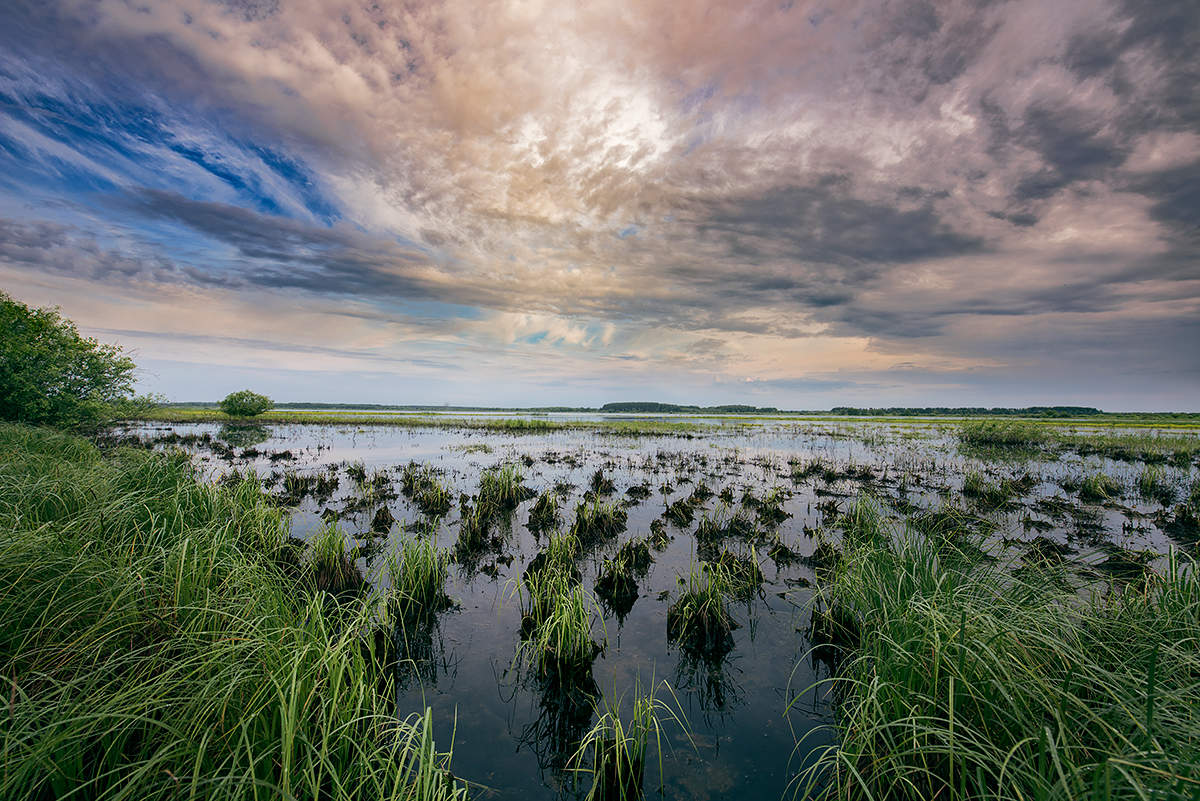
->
<box><xmin>0</xmin><ymin>0</ymin><xmax>1196</xmax><ymax>407</ymax></box>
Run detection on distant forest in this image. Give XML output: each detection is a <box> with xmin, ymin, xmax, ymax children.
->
<box><xmin>597</xmin><ymin>402</ymin><xmax>780</xmax><ymax>413</ymax></box>
<box><xmin>825</xmin><ymin>406</ymin><xmax>1103</xmax><ymax>417</ymax></box>
<box><xmin>164</xmin><ymin>401</ymin><xmax>1200</xmax><ymax>418</ymax></box>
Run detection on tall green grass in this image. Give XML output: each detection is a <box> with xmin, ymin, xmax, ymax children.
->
<box><xmin>0</xmin><ymin>424</ymin><xmax>464</xmax><ymax>800</ymax></box>
<box><xmin>666</xmin><ymin>563</ymin><xmax>736</xmax><ymax>661</ymax></box>
<box><xmin>798</xmin><ymin>517</ymin><xmax>1200</xmax><ymax>800</ymax></box>
<box><xmin>518</xmin><ymin>562</ymin><xmax>602</xmax><ymax>679</ymax></box>
<box><xmin>570</xmin><ymin>498</ymin><xmax>629</xmax><ymax>546</ymax></box>
<box><xmin>569</xmin><ymin>681</ymin><xmax>691</xmax><ymax>801</ymax></box>
<box><xmin>958</xmin><ymin>420</ymin><xmax>1049</xmax><ymax>449</ymax></box>
<box><xmin>387</xmin><ymin>535</ymin><xmax>451</xmax><ymax>621</ymax></box>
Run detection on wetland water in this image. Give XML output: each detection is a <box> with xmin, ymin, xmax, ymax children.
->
<box><xmin>113</xmin><ymin>418</ymin><xmax>1199</xmax><ymax>800</ymax></box>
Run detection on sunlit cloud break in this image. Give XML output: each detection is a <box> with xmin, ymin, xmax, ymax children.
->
<box><xmin>0</xmin><ymin>0</ymin><xmax>1196</xmax><ymax>409</ymax></box>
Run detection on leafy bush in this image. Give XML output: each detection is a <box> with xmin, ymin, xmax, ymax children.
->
<box><xmin>0</xmin><ymin>291</ymin><xmax>136</xmax><ymax>428</ymax></box>
<box><xmin>219</xmin><ymin>389</ymin><xmax>274</xmax><ymax>417</ymax></box>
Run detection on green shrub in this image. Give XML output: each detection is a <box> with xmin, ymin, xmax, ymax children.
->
<box><xmin>0</xmin><ymin>291</ymin><xmax>136</xmax><ymax>428</ymax></box>
<box><xmin>219</xmin><ymin>389</ymin><xmax>274</xmax><ymax>417</ymax></box>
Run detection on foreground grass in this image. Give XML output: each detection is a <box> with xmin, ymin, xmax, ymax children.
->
<box><xmin>0</xmin><ymin>424</ymin><xmax>464</xmax><ymax>800</ymax></box>
<box><xmin>800</xmin><ymin>521</ymin><xmax>1200</xmax><ymax>800</ymax></box>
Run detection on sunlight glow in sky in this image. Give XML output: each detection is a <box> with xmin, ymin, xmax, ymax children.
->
<box><xmin>1</xmin><ymin>0</ymin><xmax>1197</xmax><ymax>408</ymax></box>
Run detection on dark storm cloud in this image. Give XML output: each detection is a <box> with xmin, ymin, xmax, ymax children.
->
<box><xmin>0</xmin><ymin>218</ymin><xmax>183</xmax><ymax>283</ymax></box>
<box><xmin>690</xmin><ymin>180</ymin><xmax>984</xmax><ymax>266</ymax></box>
<box><xmin>1010</xmin><ymin>104</ymin><xmax>1129</xmax><ymax>201</ymax></box>
<box><xmin>1113</xmin><ymin>0</ymin><xmax>1200</xmax><ymax>124</ymax></box>
<box><xmin>123</xmin><ymin>189</ymin><xmax>441</xmax><ymax>297</ymax></box>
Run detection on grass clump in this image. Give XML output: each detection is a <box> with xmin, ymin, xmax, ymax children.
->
<box><xmin>625</xmin><ymin>483</ymin><xmax>653</xmax><ymax>503</ymax></box>
<box><xmin>521</xmin><ymin>532</ymin><xmax>585</xmax><ymax>628</ymax></box>
<box><xmin>666</xmin><ymin>563</ymin><xmax>737</xmax><ymax>662</ymax></box>
<box><xmin>569</xmin><ymin>682</ymin><xmax>690</xmax><ymax>801</ymax></box>
<box><xmin>528</xmin><ymin>488</ymin><xmax>561</xmax><ymax>534</ymax></box>
<box><xmin>741</xmin><ymin>486</ymin><xmax>791</xmax><ymax>526</ymax></box>
<box><xmin>453</xmin><ymin>495</ymin><xmax>494</xmax><ymax>560</ymax></box>
<box><xmin>664</xmin><ymin>497</ymin><xmax>696</xmax><ymax>527</ymax></box>
<box><xmin>371</xmin><ymin>504</ymin><xmax>397</xmax><ymax>533</ymax></box>
<box><xmin>614</xmin><ymin>536</ymin><xmax>653</xmax><ymax>574</ymax></box>
<box><xmin>1160</xmin><ymin>480</ymin><xmax>1200</xmax><ymax>546</ymax></box>
<box><xmin>0</xmin><ymin>423</ymin><xmax>465</xmax><ymax>800</ymax></box>
<box><xmin>910</xmin><ymin>505</ymin><xmax>996</xmax><ymax>551</ymax></box>
<box><xmin>958</xmin><ymin>419</ymin><xmax>1048</xmax><ymax>449</ymax></box>
<box><xmin>386</xmin><ymin>535</ymin><xmax>452</xmax><ymax>621</ymax></box>
<box><xmin>519</xmin><ymin>576</ymin><xmax>603</xmax><ymax>679</ymax></box>
<box><xmin>590</xmin><ymin>468</ymin><xmax>616</xmax><ymax>496</ymax></box>
<box><xmin>570</xmin><ymin>498</ymin><xmax>629</xmax><ymax>547</ymax></box>
<box><xmin>595</xmin><ymin>536</ymin><xmax>655</xmax><ymax>619</ymax></box>
<box><xmin>695</xmin><ymin>506</ymin><xmax>759</xmax><ymax>552</ymax></box>
<box><xmin>707</xmin><ymin>548</ymin><xmax>763</xmax><ymax>601</ymax></box>
<box><xmin>595</xmin><ymin>559</ymin><xmax>637</xmax><ymax>622</ymax></box>
<box><xmin>1137</xmin><ymin>465</ymin><xmax>1175</xmax><ymax>505</ymax></box>
<box><xmin>309</xmin><ymin>522</ymin><xmax>365</xmax><ymax>598</ymax></box>
<box><xmin>798</xmin><ymin>525</ymin><xmax>1200</xmax><ymax>801</ymax></box>
<box><xmin>278</xmin><ymin>467</ymin><xmax>340</xmax><ymax>505</ymax></box>
<box><xmin>479</xmin><ymin>464</ymin><xmax>536</xmax><ymax>513</ymax></box>
<box><xmin>452</xmin><ymin>465</ymin><xmax>534</xmax><ymax>560</ymax></box>
<box><xmin>962</xmin><ymin>471</ymin><xmax>1010</xmax><ymax>508</ymax></box>
<box><xmin>399</xmin><ymin>463</ymin><xmax>454</xmax><ymax>518</ymax></box>
<box><xmin>525</xmin><ymin>532</ymin><xmax>582</xmax><ymax>586</ymax></box>
<box><xmin>1079</xmin><ymin>472</ymin><xmax>1122</xmax><ymax>502</ymax></box>
<box><xmin>833</xmin><ymin>493</ymin><xmax>890</xmax><ymax>548</ymax></box>
<box><xmin>595</xmin><ymin>555</ymin><xmax>639</xmax><ymax>620</ymax></box>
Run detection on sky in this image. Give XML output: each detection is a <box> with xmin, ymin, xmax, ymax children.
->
<box><xmin>0</xmin><ymin>0</ymin><xmax>1197</xmax><ymax>410</ymax></box>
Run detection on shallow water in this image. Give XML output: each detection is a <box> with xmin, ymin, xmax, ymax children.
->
<box><xmin>114</xmin><ymin>419</ymin><xmax>1199</xmax><ymax>799</ymax></box>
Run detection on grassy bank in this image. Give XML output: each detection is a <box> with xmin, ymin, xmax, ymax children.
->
<box><xmin>801</xmin><ymin>518</ymin><xmax>1200</xmax><ymax>800</ymax></box>
<box><xmin>0</xmin><ymin>424</ymin><xmax>464</xmax><ymax>800</ymax></box>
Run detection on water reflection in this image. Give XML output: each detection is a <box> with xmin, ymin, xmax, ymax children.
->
<box><xmin>216</xmin><ymin>423</ymin><xmax>271</xmax><ymax>448</ymax></box>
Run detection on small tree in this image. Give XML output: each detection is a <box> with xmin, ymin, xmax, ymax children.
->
<box><xmin>0</xmin><ymin>292</ymin><xmax>137</xmax><ymax>428</ymax></box>
<box><xmin>219</xmin><ymin>389</ymin><xmax>273</xmax><ymax>418</ymax></box>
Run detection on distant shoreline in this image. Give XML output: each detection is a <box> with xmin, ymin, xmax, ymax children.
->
<box><xmin>119</xmin><ymin>406</ymin><xmax>1200</xmax><ymax>431</ymax></box>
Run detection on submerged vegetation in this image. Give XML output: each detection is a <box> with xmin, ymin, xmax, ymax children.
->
<box><xmin>571</xmin><ymin>498</ymin><xmax>629</xmax><ymax>546</ymax></box>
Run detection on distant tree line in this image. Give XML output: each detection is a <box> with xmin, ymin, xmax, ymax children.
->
<box><xmin>826</xmin><ymin>406</ymin><xmax>1104</xmax><ymax>417</ymax></box>
<box><xmin>599</xmin><ymin>402</ymin><xmax>780</xmax><ymax>414</ymax></box>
